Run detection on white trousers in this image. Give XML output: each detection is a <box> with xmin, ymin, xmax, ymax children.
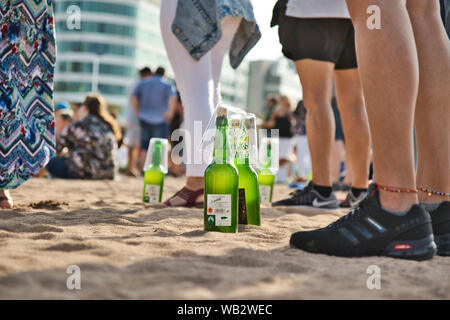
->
<box><xmin>160</xmin><ymin>0</ymin><xmax>241</xmax><ymax>177</ymax></box>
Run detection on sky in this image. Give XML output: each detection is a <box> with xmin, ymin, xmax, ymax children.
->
<box><xmin>246</xmin><ymin>0</ymin><xmax>282</xmax><ymax>61</ymax></box>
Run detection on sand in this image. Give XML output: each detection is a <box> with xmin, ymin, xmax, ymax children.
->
<box><xmin>0</xmin><ymin>176</ymin><xmax>448</xmax><ymax>299</ymax></box>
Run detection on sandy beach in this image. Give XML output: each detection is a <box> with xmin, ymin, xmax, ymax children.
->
<box><xmin>0</xmin><ymin>176</ymin><xmax>449</xmax><ymax>299</ymax></box>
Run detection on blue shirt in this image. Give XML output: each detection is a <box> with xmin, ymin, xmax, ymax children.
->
<box><xmin>132</xmin><ymin>75</ymin><xmax>176</xmax><ymax>124</ymax></box>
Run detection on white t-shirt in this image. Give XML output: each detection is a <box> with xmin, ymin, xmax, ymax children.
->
<box><xmin>286</xmin><ymin>0</ymin><xmax>350</xmax><ymax>19</ymax></box>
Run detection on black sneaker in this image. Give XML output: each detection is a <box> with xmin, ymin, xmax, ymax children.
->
<box><xmin>429</xmin><ymin>201</ymin><xmax>450</xmax><ymax>256</ymax></box>
<box><xmin>290</xmin><ymin>184</ymin><xmax>437</xmax><ymax>261</ymax></box>
<box><xmin>339</xmin><ymin>189</ymin><xmax>368</xmax><ymax>208</ymax></box>
<box><xmin>273</xmin><ymin>181</ymin><xmax>339</xmax><ymax>209</ymax></box>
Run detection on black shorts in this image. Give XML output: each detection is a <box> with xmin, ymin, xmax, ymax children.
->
<box><xmin>272</xmin><ymin>0</ymin><xmax>357</xmax><ymax>69</ymax></box>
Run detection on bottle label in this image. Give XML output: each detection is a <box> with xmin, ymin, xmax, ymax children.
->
<box><xmin>238</xmin><ymin>188</ymin><xmax>247</xmax><ymax>224</ymax></box>
<box><xmin>259</xmin><ymin>185</ymin><xmax>271</xmax><ymax>203</ymax></box>
<box><xmin>144</xmin><ymin>184</ymin><xmax>160</xmax><ymax>203</ymax></box>
<box><xmin>206</xmin><ymin>194</ymin><xmax>231</xmax><ymax>226</ymax></box>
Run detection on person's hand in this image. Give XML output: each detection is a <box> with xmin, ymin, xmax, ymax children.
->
<box><xmin>164</xmin><ymin>112</ymin><xmax>173</xmax><ymax>123</ymax></box>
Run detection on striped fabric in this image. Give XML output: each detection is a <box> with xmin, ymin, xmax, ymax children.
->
<box><xmin>0</xmin><ymin>0</ymin><xmax>56</xmax><ymax>189</ymax></box>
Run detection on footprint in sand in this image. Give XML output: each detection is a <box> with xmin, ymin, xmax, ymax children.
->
<box><xmin>31</xmin><ymin>233</ymin><xmax>56</xmax><ymax>240</ymax></box>
<box><xmin>29</xmin><ymin>201</ymin><xmax>68</xmax><ymax>210</ymax></box>
<box><xmin>125</xmin><ymin>241</ymin><xmax>141</xmax><ymax>246</ymax></box>
<box><xmin>0</xmin><ymin>224</ymin><xmax>63</xmax><ymax>233</ymax></box>
<box><xmin>44</xmin><ymin>243</ymin><xmax>93</xmax><ymax>252</ymax></box>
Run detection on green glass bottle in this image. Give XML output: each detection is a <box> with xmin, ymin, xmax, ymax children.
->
<box><xmin>143</xmin><ymin>140</ymin><xmax>164</xmax><ymax>203</ymax></box>
<box><xmin>204</xmin><ymin>107</ymin><xmax>239</xmax><ymax>233</ymax></box>
<box><xmin>258</xmin><ymin>141</ymin><xmax>275</xmax><ymax>203</ymax></box>
<box><xmin>234</xmin><ymin>119</ymin><xmax>260</xmax><ymax>226</ymax></box>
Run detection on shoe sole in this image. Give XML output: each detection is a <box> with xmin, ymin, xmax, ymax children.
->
<box><xmin>434</xmin><ymin>233</ymin><xmax>450</xmax><ymax>256</ymax></box>
<box><xmin>382</xmin><ymin>234</ymin><xmax>437</xmax><ymax>261</ymax></box>
<box><xmin>276</xmin><ymin>204</ymin><xmax>339</xmax><ymax>210</ymax></box>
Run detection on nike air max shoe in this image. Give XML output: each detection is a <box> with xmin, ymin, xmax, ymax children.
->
<box><xmin>339</xmin><ymin>189</ymin><xmax>368</xmax><ymax>208</ymax></box>
<box><xmin>429</xmin><ymin>201</ymin><xmax>450</xmax><ymax>256</ymax></box>
<box><xmin>290</xmin><ymin>184</ymin><xmax>437</xmax><ymax>261</ymax></box>
<box><xmin>272</xmin><ymin>181</ymin><xmax>339</xmax><ymax>209</ymax></box>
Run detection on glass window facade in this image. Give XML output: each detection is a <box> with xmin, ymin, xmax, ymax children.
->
<box><xmin>55</xmin><ymin>0</ymin><xmax>137</xmax><ymax>17</ymax></box>
<box><xmin>55</xmin><ymin>81</ymin><xmax>127</xmax><ymax>96</ymax></box>
<box><xmin>57</xmin><ymin>61</ymin><xmax>136</xmax><ymax>77</ymax></box>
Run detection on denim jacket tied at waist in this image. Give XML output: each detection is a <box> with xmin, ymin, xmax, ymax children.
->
<box><xmin>171</xmin><ymin>0</ymin><xmax>261</xmax><ymax>69</ymax></box>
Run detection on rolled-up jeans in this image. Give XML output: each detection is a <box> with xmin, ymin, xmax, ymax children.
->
<box><xmin>160</xmin><ymin>0</ymin><xmax>241</xmax><ymax>177</ymax></box>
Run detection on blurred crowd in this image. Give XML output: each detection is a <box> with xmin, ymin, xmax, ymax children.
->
<box><xmin>45</xmin><ymin>65</ymin><xmax>184</xmax><ymax>181</ymax></box>
<box><xmin>47</xmin><ymin>67</ymin><xmax>364</xmax><ymax>193</ymax></box>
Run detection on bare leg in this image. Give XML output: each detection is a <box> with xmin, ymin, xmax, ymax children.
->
<box><xmin>127</xmin><ymin>146</ymin><xmax>139</xmax><ymax>175</ymax></box>
<box><xmin>137</xmin><ymin>149</ymin><xmax>146</xmax><ymax>173</ymax></box>
<box><xmin>295</xmin><ymin>59</ymin><xmax>335</xmax><ymax>187</ymax></box>
<box><xmin>407</xmin><ymin>0</ymin><xmax>450</xmax><ymax>203</ymax></box>
<box><xmin>334</xmin><ymin>68</ymin><xmax>370</xmax><ymax>189</ymax></box>
<box><xmin>346</xmin><ymin>0</ymin><xmax>419</xmax><ymax>211</ymax></box>
<box><xmin>0</xmin><ymin>190</ymin><xmax>13</xmax><ymax>209</ymax></box>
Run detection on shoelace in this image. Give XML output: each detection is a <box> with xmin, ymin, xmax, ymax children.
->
<box><xmin>327</xmin><ymin>197</ymin><xmax>370</xmax><ymax>230</ymax></box>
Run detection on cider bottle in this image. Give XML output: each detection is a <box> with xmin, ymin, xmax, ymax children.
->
<box><xmin>258</xmin><ymin>140</ymin><xmax>276</xmax><ymax>203</ymax></box>
<box><xmin>234</xmin><ymin>116</ymin><xmax>260</xmax><ymax>226</ymax></box>
<box><xmin>143</xmin><ymin>140</ymin><xmax>165</xmax><ymax>203</ymax></box>
<box><xmin>204</xmin><ymin>106</ymin><xmax>239</xmax><ymax>233</ymax></box>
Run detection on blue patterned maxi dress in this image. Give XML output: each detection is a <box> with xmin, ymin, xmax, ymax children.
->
<box><xmin>0</xmin><ymin>0</ymin><xmax>56</xmax><ymax>189</ymax></box>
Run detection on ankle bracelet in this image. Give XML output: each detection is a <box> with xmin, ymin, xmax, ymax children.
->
<box><xmin>417</xmin><ymin>187</ymin><xmax>450</xmax><ymax>198</ymax></box>
<box><xmin>373</xmin><ymin>183</ymin><xmax>418</xmax><ymax>195</ymax></box>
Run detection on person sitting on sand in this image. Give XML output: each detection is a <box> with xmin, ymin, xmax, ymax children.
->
<box><xmin>46</xmin><ymin>94</ymin><xmax>122</xmax><ymax>180</ymax></box>
<box><xmin>54</xmin><ymin>109</ymin><xmax>73</xmax><ymax>139</ymax></box>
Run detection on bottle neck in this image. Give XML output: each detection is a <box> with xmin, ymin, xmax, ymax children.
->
<box><xmin>234</xmin><ymin>126</ymin><xmax>250</xmax><ymax>166</ymax></box>
<box><xmin>262</xmin><ymin>144</ymin><xmax>272</xmax><ymax>168</ymax></box>
<box><xmin>213</xmin><ymin>117</ymin><xmax>228</xmax><ymax>163</ymax></box>
<box><xmin>151</xmin><ymin>143</ymin><xmax>162</xmax><ymax>167</ymax></box>
<box><xmin>235</xmin><ymin>157</ymin><xmax>250</xmax><ymax>166</ymax></box>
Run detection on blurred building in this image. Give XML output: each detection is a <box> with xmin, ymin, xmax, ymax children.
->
<box><xmin>221</xmin><ymin>57</ymin><xmax>249</xmax><ymax>110</ymax></box>
<box><xmin>54</xmin><ymin>0</ymin><xmax>168</xmax><ymax>111</ymax></box>
<box><xmin>246</xmin><ymin>59</ymin><xmax>302</xmax><ymax>118</ymax></box>
<box><xmin>53</xmin><ymin>0</ymin><xmax>249</xmax><ymax>118</ymax></box>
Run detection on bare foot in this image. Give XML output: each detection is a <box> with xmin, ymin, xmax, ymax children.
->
<box><xmin>0</xmin><ymin>190</ymin><xmax>13</xmax><ymax>209</ymax></box>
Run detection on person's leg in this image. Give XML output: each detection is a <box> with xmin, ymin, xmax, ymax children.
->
<box><xmin>406</xmin><ymin>0</ymin><xmax>450</xmax><ymax>205</ymax></box>
<box><xmin>334</xmin><ymin>68</ymin><xmax>370</xmax><ymax>190</ymax></box>
<box><xmin>346</xmin><ymin>0</ymin><xmax>419</xmax><ymax>211</ymax></box>
<box><xmin>295</xmin><ymin>59</ymin><xmax>335</xmax><ymax>188</ymax></box>
<box><xmin>161</xmin><ymin>0</ymin><xmax>213</xmax><ymax>192</ymax></box>
<box><xmin>127</xmin><ymin>146</ymin><xmax>139</xmax><ymax>176</ymax></box>
<box><xmin>138</xmin><ymin>120</ymin><xmax>152</xmax><ymax>172</ymax></box>
<box><xmin>160</xmin><ymin>1</ymin><xmax>244</xmax><ymax>205</ymax></box>
<box><xmin>273</xmin><ymin>60</ymin><xmax>340</xmax><ymax>207</ymax></box>
<box><xmin>210</xmin><ymin>16</ymin><xmax>242</xmax><ymax>107</ymax></box>
<box><xmin>0</xmin><ymin>190</ymin><xmax>13</xmax><ymax>209</ymax></box>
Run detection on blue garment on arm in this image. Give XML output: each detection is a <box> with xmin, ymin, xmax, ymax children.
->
<box><xmin>171</xmin><ymin>0</ymin><xmax>261</xmax><ymax>69</ymax></box>
<box><xmin>132</xmin><ymin>75</ymin><xmax>176</xmax><ymax>124</ymax></box>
